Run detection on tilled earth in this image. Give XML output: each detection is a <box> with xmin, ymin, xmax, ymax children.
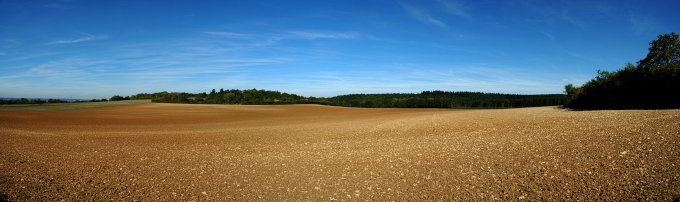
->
<box><xmin>0</xmin><ymin>103</ymin><xmax>678</xmax><ymax>201</ymax></box>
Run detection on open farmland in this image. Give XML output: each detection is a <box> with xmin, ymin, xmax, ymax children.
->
<box><xmin>0</xmin><ymin>103</ymin><xmax>678</xmax><ymax>201</ymax></box>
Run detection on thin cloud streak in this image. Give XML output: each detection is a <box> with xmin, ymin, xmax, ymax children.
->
<box><xmin>199</xmin><ymin>30</ymin><xmax>361</xmax><ymax>49</ymax></box>
<box><xmin>515</xmin><ymin>1</ymin><xmax>589</xmax><ymax>30</ymax></box>
<box><xmin>402</xmin><ymin>4</ymin><xmax>448</xmax><ymax>29</ymax></box>
<box><xmin>437</xmin><ymin>0</ymin><xmax>471</xmax><ymax>19</ymax></box>
<box><xmin>560</xmin><ymin>10</ymin><xmax>587</xmax><ymax>30</ymax></box>
<box><xmin>48</xmin><ymin>34</ymin><xmax>108</xmax><ymax>45</ymax></box>
<box><xmin>629</xmin><ymin>14</ymin><xmax>656</xmax><ymax>35</ymax></box>
<box><xmin>287</xmin><ymin>31</ymin><xmax>360</xmax><ymax>40</ymax></box>
<box><xmin>539</xmin><ymin>30</ymin><xmax>556</xmax><ymax>40</ymax></box>
<box><xmin>203</xmin><ymin>31</ymin><xmax>250</xmax><ymax>38</ymax></box>
<box><xmin>1</xmin><ymin>35</ymin><xmax>292</xmax><ymax>98</ymax></box>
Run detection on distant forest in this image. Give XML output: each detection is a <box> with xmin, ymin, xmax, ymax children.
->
<box><xmin>125</xmin><ymin>89</ymin><xmax>566</xmax><ymax>109</ymax></box>
<box><xmin>564</xmin><ymin>32</ymin><xmax>680</xmax><ymax>109</ymax></box>
<box><xmin>324</xmin><ymin>91</ymin><xmax>565</xmax><ymax>108</ymax></box>
<box><xmin>0</xmin><ymin>98</ymin><xmax>110</xmax><ymax>105</ymax></box>
<box><xmin>0</xmin><ymin>98</ymin><xmax>69</xmax><ymax>105</ymax></box>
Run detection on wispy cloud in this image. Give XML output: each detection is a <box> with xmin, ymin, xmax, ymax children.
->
<box><xmin>563</xmin><ymin>50</ymin><xmax>608</xmax><ymax>65</ymax></box>
<box><xmin>44</xmin><ymin>0</ymin><xmax>74</xmax><ymax>9</ymax></box>
<box><xmin>402</xmin><ymin>4</ymin><xmax>448</xmax><ymax>29</ymax></box>
<box><xmin>48</xmin><ymin>34</ymin><xmax>108</xmax><ymax>45</ymax></box>
<box><xmin>1</xmin><ymin>35</ymin><xmax>292</xmax><ymax>98</ymax></box>
<box><xmin>515</xmin><ymin>1</ymin><xmax>590</xmax><ymax>30</ymax></box>
<box><xmin>201</xmin><ymin>30</ymin><xmax>360</xmax><ymax>49</ymax></box>
<box><xmin>629</xmin><ymin>14</ymin><xmax>656</xmax><ymax>35</ymax></box>
<box><xmin>1</xmin><ymin>39</ymin><xmax>21</xmax><ymax>49</ymax></box>
<box><xmin>287</xmin><ymin>31</ymin><xmax>359</xmax><ymax>40</ymax></box>
<box><xmin>203</xmin><ymin>31</ymin><xmax>250</xmax><ymax>38</ymax></box>
<box><xmin>560</xmin><ymin>10</ymin><xmax>587</xmax><ymax>30</ymax></box>
<box><xmin>437</xmin><ymin>0</ymin><xmax>471</xmax><ymax>19</ymax></box>
<box><xmin>263</xmin><ymin>64</ymin><xmax>569</xmax><ymax>96</ymax></box>
<box><xmin>539</xmin><ymin>30</ymin><xmax>555</xmax><ymax>40</ymax></box>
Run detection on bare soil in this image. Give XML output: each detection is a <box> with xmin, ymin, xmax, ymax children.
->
<box><xmin>0</xmin><ymin>103</ymin><xmax>678</xmax><ymax>201</ymax></box>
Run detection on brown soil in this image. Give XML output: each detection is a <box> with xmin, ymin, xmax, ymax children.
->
<box><xmin>0</xmin><ymin>103</ymin><xmax>678</xmax><ymax>201</ymax></box>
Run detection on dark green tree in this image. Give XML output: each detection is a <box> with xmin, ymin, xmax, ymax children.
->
<box><xmin>565</xmin><ymin>32</ymin><xmax>680</xmax><ymax>109</ymax></box>
<box><xmin>638</xmin><ymin>32</ymin><xmax>680</xmax><ymax>69</ymax></box>
<box><xmin>109</xmin><ymin>95</ymin><xmax>130</xmax><ymax>101</ymax></box>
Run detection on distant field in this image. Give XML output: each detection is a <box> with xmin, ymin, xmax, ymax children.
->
<box><xmin>0</xmin><ymin>103</ymin><xmax>678</xmax><ymax>200</ymax></box>
<box><xmin>0</xmin><ymin>100</ymin><xmax>150</xmax><ymax>111</ymax></box>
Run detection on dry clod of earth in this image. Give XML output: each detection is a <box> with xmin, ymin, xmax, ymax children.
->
<box><xmin>0</xmin><ymin>103</ymin><xmax>678</xmax><ymax>201</ymax></box>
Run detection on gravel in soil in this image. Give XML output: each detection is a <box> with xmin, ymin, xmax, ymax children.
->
<box><xmin>0</xmin><ymin>103</ymin><xmax>678</xmax><ymax>201</ymax></box>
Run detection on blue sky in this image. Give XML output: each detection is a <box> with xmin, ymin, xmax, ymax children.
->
<box><xmin>1</xmin><ymin>0</ymin><xmax>679</xmax><ymax>99</ymax></box>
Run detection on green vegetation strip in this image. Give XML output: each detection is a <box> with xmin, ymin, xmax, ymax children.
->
<box><xmin>127</xmin><ymin>90</ymin><xmax>565</xmax><ymax>109</ymax></box>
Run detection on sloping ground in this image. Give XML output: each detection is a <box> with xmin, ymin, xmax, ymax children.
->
<box><xmin>0</xmin><ymin>103</ymin><xmax>678</xmax><ymax>201</ymax></box>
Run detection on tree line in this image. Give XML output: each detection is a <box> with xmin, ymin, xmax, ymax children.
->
<box><xmin>325</xmin><ymin>91</ymin><xmax>566</xmax><ymax>108</ymax></box>
<box><xmin>0</xmin><ymin>98</ymin><xmax>113</xmax><ymax>105</ymax></box>
<box><xmin>564</xmin><ymin>32</ymin><xmax>680</xmax><ymax>109</ymax></box>
<box><xmin>130</xmin><ymin>89</ymin><xmax>318</xmax><ymax>104</ymax></box>
<box><xmin>0</xmin><ymin>98</ymin><xmax>69</xmax><ymax>105</ymax></box>
<box><xmin>126</xmin><ymin>89</ymin><xmax>566</xmax><ymax>109</ymax></box>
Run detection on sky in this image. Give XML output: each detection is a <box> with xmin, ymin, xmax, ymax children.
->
<box><xmin>1</xmin><ymin>0</ymin><xmax>679</xmax><ymax>99</ymax></box>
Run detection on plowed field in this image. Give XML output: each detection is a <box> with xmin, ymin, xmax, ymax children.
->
<box><xmin>1</xmin><ymin>103</ymin><xmax>678</xmax><ymax>201</ymax></box>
